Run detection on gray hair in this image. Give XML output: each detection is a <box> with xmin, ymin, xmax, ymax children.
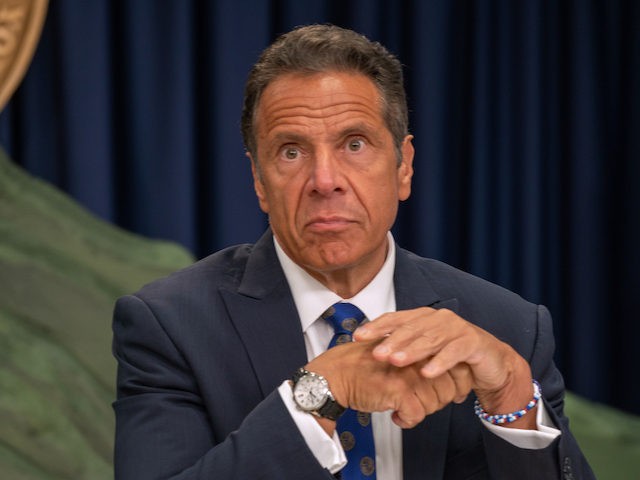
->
<box><xmin>241</xmin><ymin>24</ymin><xmax>409</xmax><ymax>165</ymax></box>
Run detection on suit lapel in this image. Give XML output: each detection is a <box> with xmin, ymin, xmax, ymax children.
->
<box><xmin>395</xmin><ymin>247</ymin><xmax>459</xmax><ymax>480</ymax></box>
<box><xmin>220</xmin><ymin>231</ymin><xmax>308</xmax><ymax>396</ymax></box>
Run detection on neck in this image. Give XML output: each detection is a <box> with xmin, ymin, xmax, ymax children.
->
<box><xmin>303</xmin><ymin>247</ymin><xmax>387</xmax><ymax>299</ymax></box>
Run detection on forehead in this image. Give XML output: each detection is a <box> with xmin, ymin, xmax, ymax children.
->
<box><xmin>255</xmin><ymin>71</ymin><xmax>385</xmax><ymax>138</ymax></box>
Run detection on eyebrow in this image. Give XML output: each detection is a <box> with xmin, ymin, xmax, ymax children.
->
<box><xmin>268</xmin><ymin>121</ymin><xmax>383</xmax><ymax>147</ymax></box>
<box><xmin>336</xmin><ymin>122</ymin><xmax>382</xmax><ymax>142</ymax></box>
<box><xmin>269</xmin><ymin>131</ymin><xmax>308</xmax><ymax>147</ymax></box>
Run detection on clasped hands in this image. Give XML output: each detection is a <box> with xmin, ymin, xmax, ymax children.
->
<box><xmin>306</xmin><ymin>307</ymin><xmax>537</xmax><ymax>431</ymax></box>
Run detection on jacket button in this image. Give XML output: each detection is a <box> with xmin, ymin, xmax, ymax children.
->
<box><xmin>562</xmin><ymin>457</ymin><xmax>574</xmax><ymax>479</ymax></box>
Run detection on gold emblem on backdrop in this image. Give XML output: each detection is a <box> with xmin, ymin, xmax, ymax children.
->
<box><xmin>0</xmin><ymin>0</ymin><xmax>49</xmax><ymax>111</ymax></box>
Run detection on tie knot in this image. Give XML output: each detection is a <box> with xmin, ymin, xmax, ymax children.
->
<box><xmin>322</xmin><ymin>302</ymin><xmax>366</xmax><ymax>337</ymax></box>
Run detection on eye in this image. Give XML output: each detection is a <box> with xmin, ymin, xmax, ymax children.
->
<box><xmin>281</xmin><ymin>146</ymin><xmax>301</xmax><ymax>161</ymax></box>
<box><xmin>346</xmin><ymin>138</ymin><xmax>365</xmax><ymax>153</ymax></box>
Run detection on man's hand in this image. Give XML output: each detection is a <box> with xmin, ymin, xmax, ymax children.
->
<box><xmin>305</xmin><ymin>339</ymin><xmax>473</xmax><ymax>431</ymax></box>
<box><xmin>353</xmin><ymin>307</ymin><xmax>537</xmax><ymax>430</ymax></box>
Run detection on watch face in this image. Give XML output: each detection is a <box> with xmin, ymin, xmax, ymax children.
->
<box><xmin>293</xmin><ymin>373</ymin><xmax>329</xmax><ymax>411</ymax></box>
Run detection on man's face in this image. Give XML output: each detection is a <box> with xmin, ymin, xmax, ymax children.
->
<box><xmin>250</xmin><ymin>71</ymin><xmax>414</xmax><ymax>286</ymax></box>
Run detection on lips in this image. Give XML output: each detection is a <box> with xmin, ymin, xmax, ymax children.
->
<box><xmin>305</xmin><ymin>216</ymin><xmax>354</xmax><ymax>232</ymax></box>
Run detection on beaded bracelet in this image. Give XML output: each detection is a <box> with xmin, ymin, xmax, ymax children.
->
<box><xmin>474</xmin><ymin>380</ymin><xmax>542</xmax><ymax>425</ymax></box>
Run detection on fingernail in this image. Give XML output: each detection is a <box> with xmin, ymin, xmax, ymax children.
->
<box><xmin>391</xmin><ymin>351</ymin><xmax>407</xmax><ymax>362</ymax></box>
<box><xmin>421</xmin><ymin>363</ymin><xmax>436</xmax><ymax>376</ymax></box>
<box><xmin>356</xmin><ymin>326</ymin><xmax>370</xmax><ymax>338</ymax></box>
<box><xmin>373</xmin><ymin>345</ymin><xmax>390</xmax><ymax>355</ymax></box>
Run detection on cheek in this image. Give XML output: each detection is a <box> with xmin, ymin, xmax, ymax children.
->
<box><xmin>374</xmin><ymin>198</ymin><xmax>399</xmax><ymax>226</ymax></box>
<box><xmin>365</xmin><ymin>181</ymin><xmax>401</xmax><ymax>225</ymax></box>
<box><xmin>263</xmin><ymin>181</ymin><xmax>302</xmax><ymax>222</ymax></box>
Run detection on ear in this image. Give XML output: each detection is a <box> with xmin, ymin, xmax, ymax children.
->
<box><xmin>397</xmin><ymin>135</ymin><xmax>414</xmax><ymax>201</ymax></box>
<box><xmin>248</xmin><ymin>152</ymin><xmax>270</xmax><ymax>213</ymax></box>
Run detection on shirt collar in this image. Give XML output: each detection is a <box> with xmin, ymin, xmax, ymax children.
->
<box><xmin>273</xmin><ymin>233</ymin><xmax>397</xmax><ymax>332</ymax></box>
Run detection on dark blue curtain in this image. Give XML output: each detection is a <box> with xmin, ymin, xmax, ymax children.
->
<box><xmin>1</xmin><ymin>0</ymin><xmax>638</xmax><ymax>415</ymax></box>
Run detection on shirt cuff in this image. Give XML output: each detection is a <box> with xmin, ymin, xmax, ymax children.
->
<box><xmin>277</xmin><ymin>380</ymin><xmax>347</xmax><ymax>473</ymax></box>
<box><xmin>481</xmin><ymin>400</ymin><xmax>561</xmax><ymax>449</ymax></box>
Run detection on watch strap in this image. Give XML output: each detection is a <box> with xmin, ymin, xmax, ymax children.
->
<box><xmin>316</xmin><ymin>392</ymin><xmax>347</xmax><ymax>420</ymax></box>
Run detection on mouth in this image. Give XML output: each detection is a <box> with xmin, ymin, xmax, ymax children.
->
<box><xmin>305</xmin><ymin>216</ymin><xmax>355</xmax><ymax>232</ymax></box>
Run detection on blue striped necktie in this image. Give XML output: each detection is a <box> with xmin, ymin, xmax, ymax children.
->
<box><xmin>322</xmin><ymin>302</ymin><xmax>377</xmax><ymax>479</ymax></box>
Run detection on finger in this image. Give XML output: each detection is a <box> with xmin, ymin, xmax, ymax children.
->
<box><xmin>396</xmin><ymin>372</ymin><xmax>456</xmax><ymax>427</ymax></box>
<box><xmin>448</xmin><ymin>363</ymin><xmax>473</xmax><ymax>403</ymax></box>
<box><xmin>420</xmin><ymin>336</ymin><xmax>476</xmax><ymax>378</ymax></box>
<box><xmin>354</xmin><ymin>308</ymin><xmax>435</xmax><ymax>342</ymax></box>
<box><xmin>392</xmin><ymin>392</ymin><xmax>428</xmax><ymax>428</ymax></box>
<box><xmin>365</xmin><ymin>313</ymin><xmax>428</xmax><ymax>361</ymax></box>
<box><xmin>353</xmin><ymin>312</ymin><xmax>403</xmax><ymax>342</ymax></box>
<box><xmin>423</xmin><ymin>367</ymin><xmax>472</xmax><ymax>410</ymax></box>
<box><xmin>372</xmin><ymin>310</ymin><xmax>445</xmax><ymax>363</ymax></box>
<box><xmin>374</xmin><ymin>309</ymin><xmax>464</xmax><ymax>367</ymax></box>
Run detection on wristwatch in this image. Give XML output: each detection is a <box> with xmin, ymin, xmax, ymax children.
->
<box><xmin>291</xmin><ymin>368</ymin><xmax>346</xmax><ymax>421</ymax></box>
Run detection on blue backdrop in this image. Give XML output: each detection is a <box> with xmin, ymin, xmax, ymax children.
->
<box><xmin>1</xmin><ymin>0</ymin><xmax>638</xmax><ymax>415</ymax></box>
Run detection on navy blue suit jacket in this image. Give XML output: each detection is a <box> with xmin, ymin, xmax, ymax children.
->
<box><xmin>113</xmin><ymin>230</ymin><xmax>593</xmax><ymax>479</ymax></box>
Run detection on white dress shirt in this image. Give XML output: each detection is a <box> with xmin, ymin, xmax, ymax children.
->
<box><xmin>274</xmin><ymin>233</ymin><xmax>560</xmax><ymax>478</ymax></box>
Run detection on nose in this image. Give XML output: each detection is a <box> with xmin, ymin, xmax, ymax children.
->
<box><xmin>309</xmin><ymin>147</ymin><xmax>343</xmax><ymax>196</ymax></box>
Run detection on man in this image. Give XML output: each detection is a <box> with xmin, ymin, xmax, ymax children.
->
<box><xmin>113</xmin><ymin>25</ymin><xmax>594</xmax><ymax>479</ymax></box>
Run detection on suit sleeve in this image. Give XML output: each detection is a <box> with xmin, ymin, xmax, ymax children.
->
<box><xmin>112</xmin><ymin>294</ymin><xmax>335</xmax><ymax>480</ymax></box>
<box><xmin>481</xmin><ymin>305</ymin><xmax>595</xmax><ymax>479</ymax></box>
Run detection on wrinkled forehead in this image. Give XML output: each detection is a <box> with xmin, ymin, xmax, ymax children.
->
<box><xmin>254</xmin><ymin>71</ymin><xmax>385</xmax><ymax>133</ymax></box>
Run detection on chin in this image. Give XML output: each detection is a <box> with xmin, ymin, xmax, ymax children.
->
<box><xmin>305</xmin><ymin>247</ymin><xmax>364</xmax><ymax>273</ymax></box>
